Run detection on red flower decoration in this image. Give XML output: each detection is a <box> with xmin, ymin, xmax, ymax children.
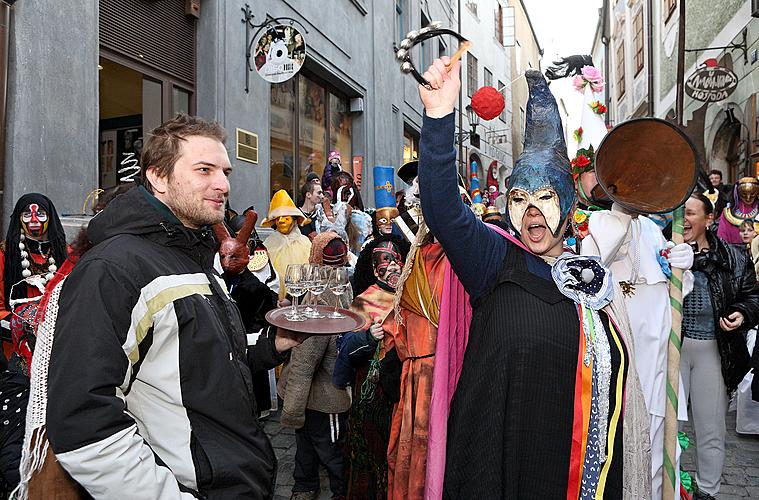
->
<box><xmin>471</xmin><ymin>86</ymin><xmax>506</xmax><ymax>121</ymax></box>
<box><xmin>573</xmin><ymin>155</ymin><xmax>590</xmax><ymax>168</ymax></box>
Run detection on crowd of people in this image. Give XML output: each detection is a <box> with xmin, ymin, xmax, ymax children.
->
<box><xmin>0</xmin><ymin>58</ymin><xmax>753</xmax><ymax>500</ymax></box>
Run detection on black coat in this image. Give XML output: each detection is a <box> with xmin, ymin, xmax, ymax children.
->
<box><xmin>693</xmin><ymin>231</ymin><xmax>759</xmax><ymax>392</ymax></box>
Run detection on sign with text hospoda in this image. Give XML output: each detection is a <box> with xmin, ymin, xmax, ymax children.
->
<box><xmin>254</xmin><ymin>24</ymin><xmax>306</xmax><ymax>83</ymax></box>
<box><xmin>685</xmin><ymin>58</ymin><xmax>738</xmax><ymax>103</ymax></box>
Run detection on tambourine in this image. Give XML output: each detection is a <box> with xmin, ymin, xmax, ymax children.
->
<box><xmin>395</xmin><ymin>23</ymin><xmax>471</xmax><ymax>91</ymax></box>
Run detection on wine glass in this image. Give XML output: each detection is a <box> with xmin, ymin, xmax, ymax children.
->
<box><xmin>327</xmin><ymin>267</ymin><xmax>349</xmax><ymax>319</ymax></box>
<box><xmin>312</xmin><ymin>266</ymin><xmax>331</xmax><ymax>317</ymax></box>
<box><xmin>284</xmin><ymin>264</ymin><xmax>306</xmax><ymax>322</ymax></box>
<box><xmin>301</xmin><ymin>263</ymin><xmax>318</xmax><ymax>318</ymax></box>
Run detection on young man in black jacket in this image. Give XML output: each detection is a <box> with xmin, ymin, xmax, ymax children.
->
<box><xmin>46</xmin><ymin>114</ymin><xmax>303</xmax><ymax>499</ymax></box>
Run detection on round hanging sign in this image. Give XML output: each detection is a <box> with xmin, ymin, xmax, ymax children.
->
<box><xmin>253</xmin><ymin>24</ymin><xmax>306</xmax><ymax>84</ymax></box>
<box><xmin>685</xmin><ymin>63</ymin><xmax>738</xmax><ymax>103</ymax></box>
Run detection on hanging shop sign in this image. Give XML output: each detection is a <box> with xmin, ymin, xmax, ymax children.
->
<box><xmin>685</xmin><ymin>59</ymin><xmax>738</xmax><ymax>103</ymax></box>
<box><xmin>253</xmin><ymin>24</ymin><xmax>306</xmax><ymax>84</ymax></box>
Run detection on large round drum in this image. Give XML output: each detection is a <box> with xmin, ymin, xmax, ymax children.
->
<box><xmin>595</xmin><ymin>118</ymin><xmax>699</xmax><ymax>214</ymax></box>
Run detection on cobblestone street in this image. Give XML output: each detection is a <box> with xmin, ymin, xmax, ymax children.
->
<box><xmin>264</xmin><ymin>408</ymin><xmax>759</xmax><ymax>499</ymax></box>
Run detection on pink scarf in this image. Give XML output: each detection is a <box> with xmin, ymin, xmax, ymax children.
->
<box><xmin>424</xmin><ymin>224</ymin><xmax>527</xmax><ymax>499</ymax></box>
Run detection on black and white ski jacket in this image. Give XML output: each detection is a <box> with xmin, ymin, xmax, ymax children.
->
<box><xmin>47</xmin><ymin>186</ymin><xmax>285</xmax><ymax>499</ymax></box>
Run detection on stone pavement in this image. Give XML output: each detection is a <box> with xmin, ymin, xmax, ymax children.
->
<box><xmin>263</xmin><ymin>410</ymin><xmax>333</xmax><ymax>500</ymax></box>
<box><xmin>680</xmin><ymin>409</ymin><xmax>759</xmax><ymax>499</ymax></box>
<box><xmin>263</xmin><ymin>408</ymin><xmax>759</xmax><ymax>500</ymax></box>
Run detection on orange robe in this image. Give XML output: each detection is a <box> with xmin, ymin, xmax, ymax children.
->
<box><xmin>383</xmin><ymin>242</ymin><xmax>446</xmax><ymax>500</ymax></box>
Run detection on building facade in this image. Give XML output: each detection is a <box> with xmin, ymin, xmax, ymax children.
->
<box><xmin>457</xmin><ymin>0</ymin><xmax>515</xmax><ymax>195</ymax></box>
<box><xmin>2</xmin><ymin>0</ymin><xmax>484</xmax><ymax>229</ymax></box>
<box><xmin>508</xmin><ymin>0</ymin><xmax>542</xmax><ymax>165</ymax></box>
<box><xmin>596</xmin><ymin>0</ymin><xmax>758</xmax><ymax>183</ymax></box>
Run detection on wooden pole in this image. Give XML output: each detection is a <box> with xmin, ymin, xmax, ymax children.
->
<box><xmin>663</xmin><ymin>2</ymin><xmax>687</xmax><ymax>499</ymax></box>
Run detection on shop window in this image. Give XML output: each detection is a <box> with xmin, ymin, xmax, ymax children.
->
<box><xmin>633</xmin><ymin>9</ymin><xmax>644</xmax><ymax>76</ymax></box>
<box><xmin>467</xmin><ymin>53</ymin><xmax>478</xmax><ymax>98</ymax></box>
<box><xmin>403</xmin><ymin>128</ymin><xmax>419</xmax><ymax>163</ymax></box>
<box><xmin>98</xmin><ymin>55</ymin><xmax>194</xmax><ymax>190</ymax></box>
<box><xmin>269</xmin><ymin>73</ymin><xmax>353</xmax><ymax>200</ymax></box>
<box><xmin>270</xmin><ymin>79</ymin><xmax>296</xmax><ymax>198</ymax></box>
<box><xmin>298</xmin><ymin>77</ymin><xmax>327</xmax><ymax>193</ymax></box>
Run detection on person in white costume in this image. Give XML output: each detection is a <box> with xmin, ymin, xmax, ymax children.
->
<box><xmin>571</xmin><ymin>74</ymin><xmax>694</xmax><ymax>498</ymax></box>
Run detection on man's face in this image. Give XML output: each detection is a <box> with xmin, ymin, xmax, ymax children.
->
<box><xmin>148</xmin><ymin>136</ymin><xmax>231</xmax><ymax>229</ymax></box>
<box><xmin>709</xmin><ymin>173</ymin><xmax>722</xmax><ymax>187</ymax></box>
<box><xmin>372</xmin><ymin>241</ymin><xmax>403</xmax><ymax>289</ymax></box>
<box><xmin>20</xmin><ymin>203</ymin><xmax>49</xmax><ymax>240</ymax></box>
<box><xmin>306</xmin><ymin>185</ymin><xmax>324</xmax><ymax>205</ymax></box>
<box><xmin>276</xmin><ymin>216</ymin><xmax>295</xmax><ymax>234</ymax></box>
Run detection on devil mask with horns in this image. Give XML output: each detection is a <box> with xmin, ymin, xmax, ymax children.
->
<box><xmin>212</xmin><ymin>210</ymin><xmax>258</xmax><ymax>276</ymax></box>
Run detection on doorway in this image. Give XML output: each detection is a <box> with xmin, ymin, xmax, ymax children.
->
<box><xmin>98</xmin><ymin>56</ymin><xmax>193</xmax><ymax>189</ymax></box>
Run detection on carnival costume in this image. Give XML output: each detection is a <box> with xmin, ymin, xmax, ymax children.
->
<box><xmin>716</xmin><ymin>177</ymin><xmax>759</xmax><ymax>245</ymax></box>
<box><xmin>381</xmin><ymin>156</ymin><xmax>455</xmax><ymax>499</ymax></box>
<box><xmin>334</xmin><ymin>234</ymin><xmax>409</xmax><ymax>500</ymax></box>
<box><xmin>0</xmin><ymin>194</ymin><xmax>66</xmax><ymax>494</ymax></box>
<box><xmin>419</xmin><ymin>70</ymin><xmax>650</xmax><ymax>499</ymax></box>
<box><xmin>581</xmin><ymin>206</ymin><xmax>690</xmax><ymax>498</ymax></box>
<box><xmin>213</xmin><ymin>212</ymin><xmax>279</xmax><ymax>417</ymax></box>
<box><xmin>262</xmin><ymin>190</ymin><xmax>312</xmax><ymax>299</ymax></box>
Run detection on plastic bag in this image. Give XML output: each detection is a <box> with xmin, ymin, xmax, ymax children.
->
<box><xmin>736</xmin><ymin>328</ymin><xmax>759</xmax><ymax>435</ymax></box>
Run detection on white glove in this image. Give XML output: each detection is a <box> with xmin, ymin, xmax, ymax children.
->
<box><xmin>682</xmin><ymin>270</ymin><xmax>694</xmax><ymax>298</ymax></box>
<box><xmin>667</xmin><ymin>242</ymin><xmax>694</xmax><ymax>271</ymax></box>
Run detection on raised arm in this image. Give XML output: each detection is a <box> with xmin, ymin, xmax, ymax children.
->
<box><xmin>417</xmin><ymin>58</ymin><xmax>507</xmax><ymax>300</ymax></box>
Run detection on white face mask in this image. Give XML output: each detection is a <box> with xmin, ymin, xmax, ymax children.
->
<box><xmin>404</xmin><ymin>177</ymin><xmax>420</xmax><ymax>207</ymax></box>
<box><xmin>508</xmin><ymin>187</ymin><xmax>561</xmax><ymax>235</ymax></box>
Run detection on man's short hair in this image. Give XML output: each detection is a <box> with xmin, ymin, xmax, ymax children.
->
<box><xmin>300</xmin><ymin>178</ymin><xmax>321</xmax><ymax>201</ymax></box>
<box><xmin>141</xmin><ymin>113</ymin><xmax>227</xmax><ymax>193</ymax></box>
<box><xmin>709</xmin><ymin>169</ymin><xmax>723</xmax><ymax>179</ymax></box>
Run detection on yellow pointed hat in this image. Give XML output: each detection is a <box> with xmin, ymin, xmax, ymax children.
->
<box><xmin>262</xmin><ymin>189</ymin><xmax>307</xmax><ymax>228</ymax></box>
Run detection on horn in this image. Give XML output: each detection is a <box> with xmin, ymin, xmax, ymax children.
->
<box><xmin>237</xmin><ymin>209</ymin><xmax>258</xmax><ymax>244</ymax></box>
<box><xmin>594</xmin><ymin>117</ymin><xmax>699</xmax><ymax>214</ymax></box>
<box><xmin>211</xmin><ymin>223</ymin><xmax>231</xmax><ymax>243</ymax></box>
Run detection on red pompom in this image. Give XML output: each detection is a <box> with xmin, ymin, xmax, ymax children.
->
<box><xmin>471</xmin><ymin>86</ymin><xmax>505</xmax><ymax>121</ymax></box>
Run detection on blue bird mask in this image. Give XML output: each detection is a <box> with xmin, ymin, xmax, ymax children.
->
<box><xmin>507</xmin><ymin>70</ymin><xmax>576</xmax><ymax>238</ymax></box>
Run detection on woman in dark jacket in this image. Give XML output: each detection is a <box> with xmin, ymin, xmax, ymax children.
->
<box><xmin>681</xmin><ymin>192</ymin><xmax>759</xmax><ymax>500</ymax></box>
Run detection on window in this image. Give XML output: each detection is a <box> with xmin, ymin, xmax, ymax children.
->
<box><xmin>403</xmin><ymin>127</ymin><xmax>419</xmax><ymax>163</ymax></box>
<box><xmin>515</xmin><ymin>40</ymin><xmax>522</xmax><ymax>75</ymax></box>
<box><xmin>421</xmin><ymin>13</ymin><xmax>432</xmax><ymax>72</ymax></box>
<box><xmin>495</xmin><ymin>3</ymin><xmax>504</xmax><ymax>45</ymax></box>
<box><xmin>395</xmin><ymin>0</ymin><xmax>405</xmax><ymax>42</ymax></box>
<box><xmin>616</xmin><ymin>41</ymin><xmax>626</xmax><ymax>99</ymax></box>
<box><xmin>484</xmin><ymin>68</ymin><xmax>493</xmax><ymax>89</ymax></box>
<box><xmin>498</xmin><ymin>80</ymin><xmax>507</xmax><ymax>122</ymax></box>
<box><xmin>467</xmin><ymin>53</ymin><xmax>478</xmax><ymax>98</ymax></box>
<box><xmin>633</xmin><ymin>9</ymin><xmax>644</xmax><ymax>75</ymax></box>
<box><xmin>664</xmin><ymin>0</ymin><xmax>677</xmax><ymax>22</ymax></box>
<box><xmin>269</xmin><ymin>73</ymin><xmax>353</xmax><ymax>199</ymax></box>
